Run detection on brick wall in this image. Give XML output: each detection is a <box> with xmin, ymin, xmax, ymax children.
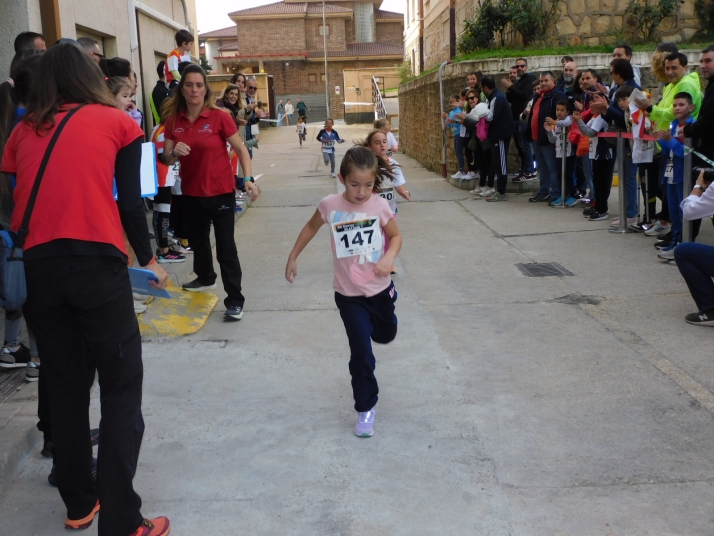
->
<box><xmin>237</xmin><ymin>18</ymin><xmax>306</xmax><ymax>54</ymax></box>
<box><xmin>305</xmin><ymin>17</ymin><xmax>347</xmax><ymax>51</ymax></box>
<box><xmin>423</xmin><ymin>9</ymin><xmax>451</xmax><ymax>70</ymax></box>
<box><xmin>376</xmin><ymin>21</ymin><xmax>403</xmax><ymax>46</ymax></box>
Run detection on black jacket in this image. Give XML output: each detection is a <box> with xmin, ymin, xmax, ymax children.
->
<box><xmin>462</xmin><ymin>89</ymin><xmax>513</xmax><ymax>141</ymax></box>
<box><xmin>602</xmin><ymin>78</ymin><xmax>641</xmax><ymax>128</ymax></box>
<box><xmin>684</xmin><ymin>74</ymin><xmax>714</xmax><ymax>159</ymax></box>
<box><xmin>529</xmin><ymin>87</ymin><xmax>567</xmax><ymax>146</ymax></box>
<box><xmin>506</xmin><ymin>72</ymin><xmax>536</xmax><ymax>119</ymax></box>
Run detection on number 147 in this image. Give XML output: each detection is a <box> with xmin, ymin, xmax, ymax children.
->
<box><xmin>340</xmin><ymin>230</ymin><xmax>373</xmax><ymax>248</ymax></box>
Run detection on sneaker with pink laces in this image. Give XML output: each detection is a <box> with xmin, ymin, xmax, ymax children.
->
<box><xmin>129</xmin><ymin>517</ymin><xmax>170</xmax><ymax>536</ymax></box>
<box><xmin>354</xmin><ymin>407</ymin><xmax>376</xmax><ymax>438</ymax></box>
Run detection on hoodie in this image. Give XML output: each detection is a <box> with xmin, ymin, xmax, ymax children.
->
<box><xmin>649</xmin><ymin>71</ymin><xmax>702</xmax><ymax>131</ymax></box>
<box><xmin>658</xmin><ymin>116</ymin><xmax>696</xmax><ymax>185</ymax></box>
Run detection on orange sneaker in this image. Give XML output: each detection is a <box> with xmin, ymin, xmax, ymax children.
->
<box><xmin>65</xmin><ymin>500</ymin><xmax>100</xmax><ymax>530</ymax></box>
<box><xmin>130</xmin><ymin>517</ymin><xmax>170</xmax><ymax>536</ymax></box>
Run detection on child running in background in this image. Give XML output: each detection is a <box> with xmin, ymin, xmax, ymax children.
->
<box><xmin>316</xmin><ymin>118</ymin><xmax>345</xmax><ymax>177</ymax></box>
<box><xmin>285</xmin><ymin>146</ymin><xmax>402</xmax><ymax>438</ymax></box>
<box><xmin>442</xmin><ymin>94</ymin><xmax>466</xmax><ymax>178</ymax></box>
<box><xmin>296</xmin><ymin>116</ymin><xmax>307</xmax><ymax>147</ymax></box>
<box><xmin>360</xmin><ymin>130</ymin><xmax>411</xmax><ymax>273</ymax></box>
<box><xmin>374</xmin><ymin>118</ymin><xmax>399</xmax><ymax>154</ymax></box>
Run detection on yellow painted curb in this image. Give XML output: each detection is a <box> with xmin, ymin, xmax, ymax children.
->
<box><xmin>612</xmin><ymin>174</ymin><xmax>619</xmax><ymax>187</ymax></box>
<box><xmin>137</xmin><ymin>283</ymin><xmax>219</xmax><ymax>339</ymax></box>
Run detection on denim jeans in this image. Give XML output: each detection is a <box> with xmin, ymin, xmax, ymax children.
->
<box><xmin>675</xmin><ymin>242</ymin><xmax>714</xmax><ymax>312</ymax></box>
<box><xmin>532</xmin><ymin>142</ymin><xmax>558</xmax><ymax>197</ymax></box>
<box><xmin>624</xmin><ymin>157</ymin><xmax>638</xmax><ymax>218</ymax></box>
<box><xmin>667</xmin><ymin>182</ymin><xmax>684</xmax><ymax>244</ymax></box>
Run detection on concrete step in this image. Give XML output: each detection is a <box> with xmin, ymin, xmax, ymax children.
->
<box><xmin>447</xmin><ymin>175</ymin><xmax>539</xmax><ymax>193</ymax></box>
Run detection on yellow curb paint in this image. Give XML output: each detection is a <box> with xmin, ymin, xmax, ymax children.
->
<box><xmin>612</xmin><ymin>174</ymin><xmax>619</xmax><ymax>187</ymax></box>
<box><xmin>137</xmin><ymin>284</ymin><xmax>219</xmax><ymax>339</ymax></box>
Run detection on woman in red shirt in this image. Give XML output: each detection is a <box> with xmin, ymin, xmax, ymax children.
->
<box><xmin>1</xmin><ymin>42</ymin><xmax>169</xmax><ymax>536</ymax></box>
<box><xmin>162</xmin><ymin>64</ymin><xmax>259</xmax><ymax>321</ymax></box>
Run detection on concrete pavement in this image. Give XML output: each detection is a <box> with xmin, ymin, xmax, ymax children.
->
<box><xmin>1</xmin><ymin>123</ymin><xmax>713</xmax><ymax>535</ymax></box>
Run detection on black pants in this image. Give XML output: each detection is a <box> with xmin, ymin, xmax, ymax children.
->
<box><xmin>593</xmin><ymin>159</ymin><xmax>616</xmax><ymax>214</ymax></box>
<box><xmin>170</xmin><ymin>193</ymin><xmax>190</xmax><ymax>239</ymax></box>
<box><xmin>24</xmin><ymin>256</ymin><xmax>144</xmax><ymax>536</ymax></box>
<box><xmin>637</xmin><ymin>160</ymin><xmax>661</xmax><ymax>221</ymax></box>
<box><xmin>489</xmin><ymin>138</ymin><xmax>510</xmax><ymax>194</ymax></box>
<box><xmin>152</xmin><ymin>186</ymin><xmax>172</xmax><ymax>249</ymax></box>
<box><xmin>334</xmin><ymin>283</ymin><xmax>398</xmax><ymax>412</ymax></box>
<box><xmin>464</xmin><ymin>137</ymin><xmax>476</xmax><ymax>172</ymax></box>
<box><xmin>185</xmin><ymin>193</ymin><xmax>245</xmax><ymax>308</ymax></box>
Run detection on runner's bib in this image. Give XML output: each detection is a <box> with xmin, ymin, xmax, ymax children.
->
<box><xmin>332</xmin><ymin>217</ymin><xmax>383</xmax><ymax>259</ymax></box>
<box><xmin>322</xmin><ymin>140</ymin><xmax>335</xmax><ymax>152</ymax></box>
<box><xmin>665</xmin><ymin>155</ymin><xmax>674</xmax><ymax>180</ymax></box>
<box><xmin>378</xmin><ymin>188</ymin><xmax>395</xmax><ymax>202</ymax></box>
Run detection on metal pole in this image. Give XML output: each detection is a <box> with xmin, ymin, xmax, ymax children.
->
<box><xmin>682</xmin><ymin>138</ymin><xmax>693</xmax><ymax>243</ymax></box>
<box><xmin>552</xmin><ymin>127</ymin><xmax>567</xmax><ymax>208</ymax></box>
<box><xmin>644</xmin><ymin>169</ymin><xmax>650</xmax><ymax>226</ymax></box>
<box><xmin>438</xmin><ymin>61</ymin><xmax>451</xmax><ymax>178</ymax></box>
<box><xmin>610</xmin><ymin>132</ymin><xmax>633</xmax><ymax>234</ymax></box>
<box><xmin>322</xmin><ymin>0</ymin><xmax>330</xmax><ymax>118</ymax></box>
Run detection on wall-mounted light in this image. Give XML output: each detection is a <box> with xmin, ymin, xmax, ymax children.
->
<box><xmin>285</xmin><ymin>62</ymin><xmax>290</xmax><ymax>66</ymax></box>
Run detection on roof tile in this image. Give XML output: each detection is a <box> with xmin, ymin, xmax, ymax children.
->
<box><xmin>198</xmin><ymin>26</ymin><xmax>236</xmax><ymax>39</ymax></box>
<box><xmin>229</xmin><ymin>1</ymin><xmax>352</xmax><ymax>17</ymax></box>
<box><xmin>375</xmin><ymin>10</ymin><xmax>403</xmax><ymax>19</ymax></box>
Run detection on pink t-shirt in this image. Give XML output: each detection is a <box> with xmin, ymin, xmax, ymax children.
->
<box><xmin>317</xmin><ymin>193</ymin><xmax>394</xmax><ymax>297</ymax></box>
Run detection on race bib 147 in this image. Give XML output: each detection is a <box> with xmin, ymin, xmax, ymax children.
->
<box><xmin>332</xmin><ymin>217</ymin><xmax>383</xmax><ymax>259</ymax></box>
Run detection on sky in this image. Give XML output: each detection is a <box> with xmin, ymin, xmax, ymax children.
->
<box><xmin>196</xmin><ymin>0</ymin><xmax>405</xmax><ymax>34</ymax></box>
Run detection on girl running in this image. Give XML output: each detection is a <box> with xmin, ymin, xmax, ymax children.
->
<box><xmin>359</xmin><ymin>130</ymin><xmax>411</xmax><ymax>273</ymax></box>
<box><xmin>285</xmin><ymin>146</ymin><xmax>402</xmax><ymax>438</ymax></box>
<box><xmin>316</xmin><ymin>118</ymin><xmax>344</xmax><ymax>177</ymax></box>
<box><xmin>296</xmin><ymin>116</ymin><xmax>307</xmax><ymax>147</ymax></box>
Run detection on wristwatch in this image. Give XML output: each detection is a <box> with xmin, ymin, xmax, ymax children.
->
<box><xmin>693</xmin><ymin>185</ymin><xmax>706</xmax><ymax>191</ymax></box>
<box><xmin>245</xmin><ymin>176</ymin><xmax>255</xmax><ymax>183</ymax></box>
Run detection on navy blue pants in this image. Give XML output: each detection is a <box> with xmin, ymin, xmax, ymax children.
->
<box><xmin>335</xmin><ymin>282</ymin><xmax>398</xmax><ymax>412</ymax></box>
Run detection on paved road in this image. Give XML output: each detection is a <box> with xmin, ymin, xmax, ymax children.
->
<box><xmin>1</xmin><ymin>124</ymin><xmax>714</xmax><ymax>535</ymax></box>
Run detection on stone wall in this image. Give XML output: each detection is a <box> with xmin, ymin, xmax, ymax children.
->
<box><xmin>399</xmin><ymin>51</ymin><xmax>703</xmax><ymax>175</ymax></box>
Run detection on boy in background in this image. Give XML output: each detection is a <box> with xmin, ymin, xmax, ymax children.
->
<box><xmin>165</xmin><ymin>29</ymin><xmax>193</xmax><ymax>88</ymax></box>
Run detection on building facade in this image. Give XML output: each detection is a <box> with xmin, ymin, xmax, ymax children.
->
<box><xmin>199</xmin><ymin>0</ymin><xmax>404</xmax><ymax>120</ymax></box>
<box><xmin>1</xmin><ymin>0</ymin><xmax>199</xmax><ymax>132</ymax></box>
<box><xmin>404</xmin><ymin>0</ymin><xmax>701</xmax><ymax>75</ymax></box>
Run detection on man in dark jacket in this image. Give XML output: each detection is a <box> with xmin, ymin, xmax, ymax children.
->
<box><xmin>482</xmin><ymin>76</ymin><xmax>514</xmax><ymax>200</ymax></box>
<box><xmin>503</xmin><ymin>57</ymin><xmax>536</xmax><ymax>180</ymax></box>
<box><xmin>684</xmin><ymin>45</ymin><xmax>714</xmax><ymax>162</ymax></box>
<box><xmin>528</xmin><ymin>71</ymin><xmax>566</xmax><ymax>202</ymax></box>
<box><xmin>150</xmin><ymin>61</ymin><xmax>171</xmax><ymax>125</ymax></box>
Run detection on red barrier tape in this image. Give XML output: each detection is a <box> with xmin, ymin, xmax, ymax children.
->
<box><xmin>595</xmin><ymin>132</ymin><xmax>656</xmax><ymax>141</ymax></box>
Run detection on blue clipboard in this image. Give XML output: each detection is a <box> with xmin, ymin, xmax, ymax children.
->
<box><xmin>129</xmin><ymin>268</ymin><xmax>171</xmax><ymax>299</ymax></box>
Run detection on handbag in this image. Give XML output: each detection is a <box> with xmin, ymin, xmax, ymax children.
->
<box><xmin>0</xmin><ymin>105</ymin><xmax>84</xmax><ymax>310</ymax></box>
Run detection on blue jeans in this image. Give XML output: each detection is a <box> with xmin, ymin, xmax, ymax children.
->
<box><xmin>277</xmin><ymin>113</ymin><xmax>286</xmax><ymax>126</ymax></box>
<box><xmin>334</xmin><ymin>283</ymin><xmax>398</xmax><ymax>412</ymax></box>
<box><xmin>667</xmin><ymin>182</ymin><xmax>684</xmax><ymax>243</ymax></box>
<box><xmin>675</xmin><ymin>242</ymin><xmax>714</xmax><ymax>312</ymax></box>
<box><xmin>580</xmin><ymin>154</ymin><xmax>594</xmax><ymax>198</ymax></box>
<box><xmin>624</xmin><ymin>157</ymin><xmax>638</xmax><ymax>218</ymax></box>
<box><xmin>532</xmin><ymin>143</ymin><xmax>558</xmax><ymax>197</ymax></box>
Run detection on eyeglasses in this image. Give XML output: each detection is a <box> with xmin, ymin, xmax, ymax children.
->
<box><xmin>516</xmin><ymin>64</ymin><xmax>526</xmax><ymax>68</ymax></box>
<box><xmin>246</xmin><ymin>85</ymin><xmax>257</xmax><ymax>90</ymax></box>
<box><xmin>467</xmin><ymin>96</ymin><xmax>477</xmax><ymax>100</ymax></box>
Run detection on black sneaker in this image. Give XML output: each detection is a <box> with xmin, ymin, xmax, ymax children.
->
<box><xmin>529</xmin><ymin>194</ymin><xmax>546</xmax><ymax>203</ymax></box>
<box><xmin>182</xmin><ymin>278</ymin><xmax>217</xmax><ymax>292</ymax></box>
<box><xmin>540</xmin><ymin>194</ymin><xmax>552</xmax><ymax>203</ymax></box>
<box><xmin>685</xmin><ymin>309</ymin><xmax>714</xmax><ymax>326</ymax></box>
<box><xmin>583</xmin><ymin>207</ymin><xmax>595</xmax><ymax>218</ymax></box>
<box><xmin>657</xmin><ymin>231</ymin><xmax>673</xmax><ymax>240</ymax></box>
<box><xmin>655</xmin><ymin>237</ymin><xmax>672</xmax><ymax>249</ymax></box>
<box><xmin>224</xmin><ymin>306</ymin><xmax>244</xmax><ymax>321</ymax></box>
<box><xmin>156</xmin><ymin>248</ymin><xmax>186</xmax><ymax>264</ymax></box>
<box><xmin>0</xmin><ymin>344</ymin><xmax>31</xmax><ymax>368</ymax></box>
<box><xmin>41</xmin><ymin>440</ymin><xmax>54</xmax><ymax>458</ymax></box>
<box><xmin>589</xmin><ymin>211</ymin><xmax>609</xmax><ymax>221</ymax></box>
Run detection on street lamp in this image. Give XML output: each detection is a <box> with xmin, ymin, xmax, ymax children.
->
<box><xmin>322</xmin><ymin>0</ymin><xmax>330</xmax><ymax>117</ymax></box>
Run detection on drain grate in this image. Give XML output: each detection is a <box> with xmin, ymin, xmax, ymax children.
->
<box><xmin>515</xmin><ymin>262</ymin><xmax>573</xmax><ymax>277</ymax></box>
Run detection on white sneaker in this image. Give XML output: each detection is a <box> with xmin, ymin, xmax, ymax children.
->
<box><xmin>645</xmin><ymin>222</ymin><xmax>671</xmax><ymax>236</ymax></box>
<box><xmin>470</xmin><ymin>186</ymin><xmax>483</xmax><ymax>195</ymax></box>
<box><xmin>134</xmin><ymin>300</ymin><xmax>148</xmax><ymax>314</ymax></box>
<box><xmin>466</xmin><ymin>171</ymin><xmax>479</xmax><ymax>180</ymax></box>
<box><xmin>451</xmin><ymin>171</ymin><xmax>465</xmax><ymax>179</ymax></box>
<box><xmin>479</xmin><ymin>187</ymin><xmax>496</xmax><ymax>198</ymax></box>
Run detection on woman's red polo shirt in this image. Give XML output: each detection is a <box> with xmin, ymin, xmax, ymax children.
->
<box><xmin>1</xmin><ymin>104</ymin><xmax>143</xmax><ymax>254</ymax></box>
<box><xmin>164</xmin><ymin>107</ymin><xmax>238</xmax><ymax>197</ymax></box>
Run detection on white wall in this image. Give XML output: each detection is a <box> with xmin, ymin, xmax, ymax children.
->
<box><xmin>0</xmin><ymin>0</ymin><xmax>42</xmax><ymax>76</ymax></box>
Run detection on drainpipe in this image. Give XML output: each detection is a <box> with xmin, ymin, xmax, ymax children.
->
<box><xmin>439</xmin><ymin>60</ymin><xmax>452</xmax><ymax>178</ymax></box>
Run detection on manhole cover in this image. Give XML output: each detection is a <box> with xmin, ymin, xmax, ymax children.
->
<box><xmin>515</xmin><ymin>262</ymin><xmax>573</xmax><ymax>277</ymax></box>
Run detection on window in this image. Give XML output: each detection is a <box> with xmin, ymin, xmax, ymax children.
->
<box><xmin>320</xmin><ymin>73</ymin><xmax>326</xmax><ymax>82</ymax></box>
<box><xmin>308</xmin><ymin>74</ymin><xmax>317</xmax><ymax>83</ymax></box>
<box><xmin>318</xmin><ymin>24</ymin><xmax>330</xmax><ymax>36</ymax></box>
